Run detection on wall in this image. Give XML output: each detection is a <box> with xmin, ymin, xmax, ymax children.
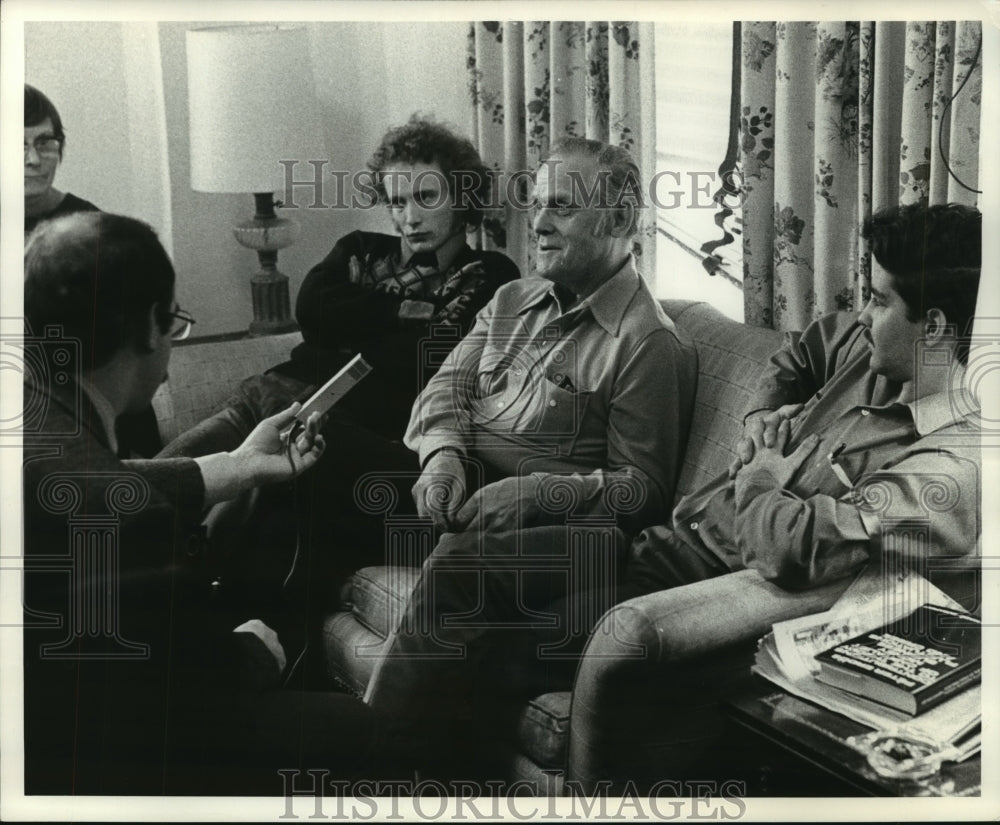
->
<box><xmin>25</xmin><ymin>20</ymin><xmax>472</xmax><ymax>336</ymax></box>
<box><xmin>26</xmin><ymin>22</ymin><xmax>132</xmax><ymax>211</ymax></box>
<box><xmin>25</xmin><ymin>22</ymin><xmax>172</xmax><ymax>246</ymax></box>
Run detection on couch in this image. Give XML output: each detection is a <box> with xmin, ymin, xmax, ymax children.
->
<box><xmin>152</xmin><ymin>300</ymin><xmax>854</xmax><ymax>794</ymax></box>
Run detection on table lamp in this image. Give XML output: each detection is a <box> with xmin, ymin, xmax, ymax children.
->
<box><xmin>186</xmin><ymin>24</ymin><xmax>323</xmax><ymax>336</ymax></box>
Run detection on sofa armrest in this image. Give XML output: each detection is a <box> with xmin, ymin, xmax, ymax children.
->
<box><xmin>590</xmin><ymin>568</ymin><xmax>851</xmax><ymax>666</ymax></box>
<box><xmin>152</xmin><ymin>332</ymin><xmax>302</xmax><ymax>443</ymax></box>
<box><xmin>565</xmin><ymin>569</ymin><xmax>852</xmax><ymax>792</ymax></box>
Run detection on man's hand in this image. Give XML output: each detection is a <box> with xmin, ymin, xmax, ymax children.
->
<box><xmin>728</xmin><ymin>403</ymin><xmax>804</xmax><ymax>479</ymax></box>
<box><xmin>735</xmin><ymin>418</ymin><xmax>820</xmax><ymax>491</ymax></box>
<box><xmin>413</xmin><ymin>449</ymin><xmax>466</xmax><ymax>531</ymax></box>
<box><xmin>231</xmin><ymin>403</ymin><xmax>327</xmax><ymax>486</ymax></box>
<box><xmin>450</xmin><ymin>475</ymin><xmax>541</xmax><ymax>534</ymax></box>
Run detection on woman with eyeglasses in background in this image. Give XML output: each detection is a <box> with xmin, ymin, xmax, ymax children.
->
<box><xmin>24</xmin><ymin>84</ymin><xmax>99</xmax><ymax>236</ymax></box>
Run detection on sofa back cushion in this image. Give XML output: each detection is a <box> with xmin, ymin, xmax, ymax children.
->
<box><xmin>660</xmin><ymin>300</ymin><xmax>783</xmax><ymax>505</ymax></box>
<box><xmin>152</xmin><ymin>332</ymin><xmax>302</xmax><ymax>443</ymax></box>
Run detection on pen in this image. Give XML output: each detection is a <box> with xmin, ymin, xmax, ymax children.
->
<box><xmin>828</xmin><ymin>442</ymin><xmax>852</xmax><ymax>488</ymax></box>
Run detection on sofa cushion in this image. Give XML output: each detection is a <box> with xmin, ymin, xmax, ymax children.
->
<box><xmin>514</xmin><ymin>692</ymin><xmax>572</xmax><ymax>769</ymax></box>
<box><xmin>507</xmin><ymin>753</ymin><xmax>565</xmax><ymax>796</ymax></box>
<box><xmin>346</xmin><ymin>565</ymin><xmax>422</xmax><ymax>639</ymax></box>
<box><xmin>319</xmin><ymin>610</ymin><xmax>386</xmax><ymax>696</ymax></box>
<box><xmin>317</xmin><ymin>567</ymin><xmax>424</xmax><ymax>697</ymax></box>
<box><xmin>152</xmin><ymin>332</ymin><xmax>302</xmax><ymax>443</ymax></box>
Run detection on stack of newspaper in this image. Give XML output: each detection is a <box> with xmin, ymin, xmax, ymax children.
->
<box><xmin>754</xmin><ymin>565</ymin><xmax>981</xmax><ymax>760</ymax></box>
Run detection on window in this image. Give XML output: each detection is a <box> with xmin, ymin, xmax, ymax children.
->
<box><xmin>653</xmin><ymin>23</ymin><xmax>742</xmax><ymax>320</ymax></box>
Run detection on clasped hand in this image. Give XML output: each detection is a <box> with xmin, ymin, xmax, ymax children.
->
<box><xmin>412</xmin><ymin>452</ymin><xmax>537</xmax><ymax>533</ymax></box>
<box><xmin>412</xmin><ymin>450</ymin><xmax>467</xmax><ymax>531</ymax></box>
<box><xmin>734</xmin><ymin>416</ymin><xmax>820</xmax><ymax>490</ymax></box>
<box><xmin>728</xmin><ymin>403</ymin><xmax>804</xmax><ymax>479</ymax></box>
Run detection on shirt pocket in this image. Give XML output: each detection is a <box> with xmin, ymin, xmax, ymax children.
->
<box><xmin>528</xmin><ymin>376</ymin><xmax>593</xmax><ymax>454</ymax></box>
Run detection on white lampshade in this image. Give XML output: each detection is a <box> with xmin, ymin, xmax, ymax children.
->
<box><xmin>186</xmin><ymin>24</ymin><xmax>324</xmax><ymax>193</ymax></box>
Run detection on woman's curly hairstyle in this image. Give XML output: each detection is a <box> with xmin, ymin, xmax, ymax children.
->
<box><xmin>367</xmin><ymin>115</ymin><xmax>491</xmax><ymax>229</ymax></box>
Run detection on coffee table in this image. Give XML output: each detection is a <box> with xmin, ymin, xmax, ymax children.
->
<box><xmin>724</xmin><ymin>679</ymin><xmax>981</xmax><ymax>797</ymax></box>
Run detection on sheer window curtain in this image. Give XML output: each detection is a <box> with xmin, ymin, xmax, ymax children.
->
<box><xmin>466</xmin><ymin>21</ymin><xmax>657</xmax><ymax>284</ymax></box>
<box><xmin>738</xmin><ymin>21</ymin><xmax>982</xmax><ymax>331</ymax></box>
<box><xmin>124</xmin><ymin>23</ymin><xmax>173</xmax><ymax>257</ymax></box>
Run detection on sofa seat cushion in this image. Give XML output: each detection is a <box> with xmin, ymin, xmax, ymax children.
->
<box><xmin>344</xmin><ymin>565</ymin><xmax>422</xmax><ymax>639</ymax></box>
<box><xmin>326</xmin><ymin>565</ymin><xmax>573</xmax><ymax>771</ymax></box>
<box><xmin>514</xmin><ymin>692</ymin><xmax>572</xmax><ymax>769</ymax></box>
<box><xmin>318</xmin><ymin>610</ymin><xmax>386</xmax><ymax>696</ymax></box>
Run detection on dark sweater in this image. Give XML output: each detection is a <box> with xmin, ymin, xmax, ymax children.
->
<box><xmin>283</xmin><ymin>230</ymin><xmax>521</xmax><ymax>434</ymax></box>
<box><xmin>24</xmin><ymin>191</ymin><xmax>99</xmax><ymax>235</ymax></box>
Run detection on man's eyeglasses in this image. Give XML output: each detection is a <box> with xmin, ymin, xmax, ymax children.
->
<box><xmin>169</xmin><ymin>307</ymin><xmax>196</xmax><ymax>341</ymax></box>
<box><xmin>24</xmin><ymin>136</ymin><xmax>63</xmax><ymax>157</ymax></box>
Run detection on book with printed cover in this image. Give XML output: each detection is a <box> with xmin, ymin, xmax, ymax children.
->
<box><xmin>752</xmin><ymin>566</ymin><xmax>981</xmax><ymax>748</ymax></box>
<box><xmin>813</xmin><ymin>604</ymin><xmax>981</xmax><ymax>716</ymax></box>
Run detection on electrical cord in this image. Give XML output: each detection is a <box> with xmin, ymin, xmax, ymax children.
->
<box><xmin>284</xmin><ymin>420</ymin><xmax>305</xmax><ymax>474</ymax></box>
<box><xmin>938</xmin><ymin>28</ymin><xmax>982</xmax><ymax>195</ymax></box>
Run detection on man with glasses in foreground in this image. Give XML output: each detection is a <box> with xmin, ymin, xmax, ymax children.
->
<box><xmin>21</xmin><ymin>212</ymin><xmax>383</xmax><ymax>794</ymax></box>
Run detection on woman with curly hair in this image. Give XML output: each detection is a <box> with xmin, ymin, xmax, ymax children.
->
<box><xmin>161</xmin><ymin>116</ymin><xmax>519</xmax><ymax>658</ymax></box>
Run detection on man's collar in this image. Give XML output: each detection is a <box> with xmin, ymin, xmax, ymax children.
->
<box><xmin>77</xmin><ymin>375</ymin><xmax>119</xmax><ymax>455</ymax></box>
<box><xmin>582</xmin><ymin>256</ymin><xmax>641</xmax><ymax>335</ymax></box>
<box><xmin>516</xmin><ymin>256</ymin><xmax>640</xmax><ymax>336</ymax></box>
<box><xmin>399</xmin><ymin>230</ymin><xmax>467</xmax><ymax>272</ymax></box>
<box><xmin>905</xmin><ymin>367</ymin><xmax>978</xmax><ymax>435</ymax></box>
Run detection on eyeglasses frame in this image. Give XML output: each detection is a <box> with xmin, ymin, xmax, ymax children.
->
<box><xmin>24</xmin><ymin>135</ymin><xmax>64</xmax><ymax>158</ymax></box>
<box><xmin>169</xmin><ymin>307</ymin><xmax>196</xmax><ymax>341</ymax></box>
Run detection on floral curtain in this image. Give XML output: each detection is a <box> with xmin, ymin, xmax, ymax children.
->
<box><xmin>738</xmin><ymin>21</ymin><xmax>982</xmax><ymax>330</ymax></box>
<box><xmin>467</xmin><ymin>21</ymin><xmax>657</xmax><ymax>283</ymax></box>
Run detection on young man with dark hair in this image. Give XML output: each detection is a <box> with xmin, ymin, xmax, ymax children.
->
<box><xmin>860</xmin><ymin>202</ymin><xmax>981</xmax><ymax>366</ymax></box>
<box><xmin>21</xmin><ymin>212</ymin><xmax>381</xmax><ymax>795</ymax></box>
<box><xmin>624</xmin><ymin>201</ymin><xmax>982</xmax><ymax>594</ymax></box>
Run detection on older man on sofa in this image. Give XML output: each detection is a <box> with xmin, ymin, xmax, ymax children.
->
<box><xmin>363</xmin><ymin>137</ymin><xmax>698</xmax><ymax>774</ymax></box>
